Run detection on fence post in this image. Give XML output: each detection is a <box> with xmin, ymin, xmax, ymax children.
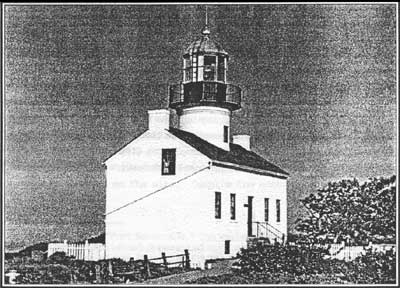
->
<box><xmin>184</xmin><ymin>249</ymin><xmax>190</xmax><ymax>269</ymax></box>
<box><xmin>108</xmin><ymin>259</ymin><xmax>113</xmax><ymax>277</ymax></box>
<box><xmin>144</xmin><ymin>255</ymin><xmax>151</xmax><ymax>278</ymax></box>
<box><xmin>341</xmin><ymin>241</ymin><xmax>346</xmax><ymax>261</ymax></box>
<box><xmin>84</xmin><ymin>240</ymin><xmax>89</xmax><ymax>261</ymax></box>
<box><xmin>161</xmin><ymin>252</ymin><xmax>168</xmax><ymax>268</ymax></box>
<box><xmin>95</xmin><ymin>264</ymin><xmax>102</xmax><ymax>284</ymax></box>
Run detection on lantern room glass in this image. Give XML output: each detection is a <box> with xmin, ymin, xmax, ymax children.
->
<box><xmin>183</xmin><ymin>54</ymin><xmax>226</xmax><ymax>83</ymax></box>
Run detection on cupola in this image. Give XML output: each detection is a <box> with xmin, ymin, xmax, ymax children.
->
<box><xmin>168</xmin><ymin>23</ymin><xmax>242</xmax><ymax>150</ymax></box>
<box><xmin>169</xmin><ymin>26</ymin><xmax>241</xmax><ymax>113</ymax></box>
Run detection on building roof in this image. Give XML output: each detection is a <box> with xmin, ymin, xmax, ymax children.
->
<box><xmin>168</xmin><ymin>127</ymin><xmax>289</xmax><ymax>178</ymax></box>
<box><xmin>184</xmin><ymin>28</ymin><xmax>227</xmax><ymax>56</ymax></box>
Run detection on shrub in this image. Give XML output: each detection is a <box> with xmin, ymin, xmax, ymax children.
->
<box><xmin>295</xmin><ymin>176</ymin><xmax>396</xmax><ymax>245</ymax></box>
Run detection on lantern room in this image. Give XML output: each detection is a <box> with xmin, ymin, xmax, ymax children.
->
<box><xmin>169</xmin><ymin>27</ymin><xmax>241</xmax><ymax>112</ymax></box>
<box><xmin>182</xmin><ymin>27</ymin><xmax>227</xmax><ymax>83</ymax></box>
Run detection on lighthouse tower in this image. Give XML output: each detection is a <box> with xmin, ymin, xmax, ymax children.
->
<box><xmin>169</xmin><ymin>25</ymin><xmax>242</xmax><ymax>150</ymax></box>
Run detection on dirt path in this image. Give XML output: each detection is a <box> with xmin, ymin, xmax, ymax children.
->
<box><xmin>141</xmin><ymin>259</ymin><xmax>236</xmax><ymax>285</ymax></box>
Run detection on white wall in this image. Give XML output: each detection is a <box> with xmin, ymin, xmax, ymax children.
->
<box><xmin>105</xmin><ymin>129</ymin><xmax>212</xmax><ymax>267</ymax></box>
<box><xmin>196</xmin><ymin>165</ymin><xmax>287</xmax><ymax>263</ymax></box>
<box><xmin>178</xmin><ymin>106</ymin><xmax>231</xmax><ymax>150</ymax></box>
<box><xmin>105</xmin><ymin>129</ymin><xmax>287</xmax><ymax>268</ymax></box>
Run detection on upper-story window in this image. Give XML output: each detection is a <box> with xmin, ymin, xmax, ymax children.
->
<box><xmin>204</xmin><ymin>55</ymin><xmax>216</xmax><ymax>81</ymax></box>
<box><xmin>161</xmin><ymin>149</ymin><xmax>176</xmax><ymax>175</ymax></box>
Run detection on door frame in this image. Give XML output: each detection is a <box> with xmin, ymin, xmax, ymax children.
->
<box><xmin>246</xmin><ymin>196</ymin><xmax>254</xmax><ymax>237</ymax></box>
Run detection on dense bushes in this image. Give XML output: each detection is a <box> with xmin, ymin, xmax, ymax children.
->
<box><xmin>236</xmin><ymin>243</ymin><xmax>396</xmax><ymax>284</ymax></box>
<box><xmin>186</xmin><ymin>243</ymin><xmax>396</xmax><ymax>284</ymax></box>
<box><xmin>295</xmin><ymin>176</ymin><xmax>396</xmax><ymax>245</ymax></box>
<box><xmin>5</xmin><ymin>252</ymin><xmax>190</xmax><ymax>284</ymax></box>
<box><xmin>238</xmin><ymin>242</ymin><xmax>329</xmax><ymax>276</ymax></box>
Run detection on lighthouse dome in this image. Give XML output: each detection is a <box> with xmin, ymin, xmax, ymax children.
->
<box><xmin>184</xmin><ymin>27</ymin><xmax>228</xmax><ymax>56</ymax></box>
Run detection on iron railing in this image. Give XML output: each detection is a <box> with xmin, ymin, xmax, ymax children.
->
<box><xmin>169</xmin><ymin>82</ymin><xmax>241</xmax><ymax>111</ymax></box>
<box><xmin>253</xmin><ymin>221</ymin><xmax>286</xmax><ymax>244</ymax></box>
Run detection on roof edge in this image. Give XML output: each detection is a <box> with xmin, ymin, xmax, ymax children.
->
<box><xmin>102</xmin><ymin>130</ymin><xmax>150</xmax><ymax>164</ymax></box>
<box><xmin>211</xmin><ymin>160</ymin><xmax>289</xmax><ymax>179</ymax></box>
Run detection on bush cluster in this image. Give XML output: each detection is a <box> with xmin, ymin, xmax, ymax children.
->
<box><xmin>235</xmin><ymin>243</ymin><xmax>396</xmax><ymax>284</ymax></box>
<box><xmin>5</xmin><ymin>252</ymin><xmax>189</xmax><ymax>284</ymax></box>
<box><xmin>295</xmin><ymin>176</ymin><xmax>396</xmax><ymax>245</ymax></box>
<box><xmin>186</xmin><ymin>244</ymin><xmax>396</xmax><ymax>284</ymax></box>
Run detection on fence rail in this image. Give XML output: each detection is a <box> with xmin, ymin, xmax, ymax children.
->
<box><xmin>314</xmin><ymin>242</ymin><xmax>397</xmax><ymax>261</ymax></box>
<box><xmin>48</xmin><ymin>240</ymin><xmax>105</xmax><ymax>261</ymax></box>
<box><xmin>147</xmin><ymin>249</ymin><xmax>190</xmax><ymax>270</ymax></box>
<box><xmin>112</xmin><ymin>250</ymin><xmax>190</xmax><ymax>280</ymax></box>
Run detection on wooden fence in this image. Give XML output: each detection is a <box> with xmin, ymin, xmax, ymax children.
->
<box><xmin>109</xmin><ymin>250</ymin><xmax>191</xmax><ymax>281</ymax></box>
<box><xmin>142</xmin><ymin>250</ymin><xmax>190</xmax><ymax>277</ymax></box>
<box><xmin>48</xmin><ymin>240</ymin><xmax>105</xmax><ymax>261</ymax></box>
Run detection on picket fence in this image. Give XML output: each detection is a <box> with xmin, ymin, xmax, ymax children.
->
<box><xmin>326</xmin><ymin>242</ymin><xmax>396</xmax><ymax>261</ymax></box>
<box><xmin>47</xmin><ymin>240</ymin><xmax>395</xmax><ymax>263</ymax></box>
<box><xmin>48</xmin><ymin>240</ymin><xmax>105</xmax><ymax>261</ymax></box>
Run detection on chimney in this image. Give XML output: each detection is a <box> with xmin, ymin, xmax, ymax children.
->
<box><xmin>148</xmin><ymin>109</ymin><xmax>170</xmax><ymax>130</ymax></box>
<box><xmin>232</xmin><ymin>135</ymin><xmax>251</xmax><ymax>150</ymax></box>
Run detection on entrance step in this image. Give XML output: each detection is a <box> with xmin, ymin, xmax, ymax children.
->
<box><xmin>247</xmin><ymin>237</ymin><xmax>272</xmax><ymax>248</ymax></box>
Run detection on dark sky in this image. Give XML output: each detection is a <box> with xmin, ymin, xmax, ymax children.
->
<box><xmin>4</xmin><ymin>4</ymin><xmax>397</xmax><ymax>250</ymax></box>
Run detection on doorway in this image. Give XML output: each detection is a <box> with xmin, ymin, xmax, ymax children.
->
<box><xmin>247</xmin><ymin>196</ymin><xmax>253</xmax><ymax>237</ymax></box>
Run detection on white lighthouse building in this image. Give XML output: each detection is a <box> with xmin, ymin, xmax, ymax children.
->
<box><xmin>104</xmin><ymin>25</ymin><xmax>289</xmax><ymax>268</ymax></box>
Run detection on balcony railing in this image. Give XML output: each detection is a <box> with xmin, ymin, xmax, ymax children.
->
<box><xmin>169</xmin><ymin>82</ymin><xmax>241</xmax><ymax>111</ymax></box>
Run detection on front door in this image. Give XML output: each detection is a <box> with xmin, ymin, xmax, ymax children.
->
<box><xmin>247</xmin><ymin>196</ymin><xmax>253</xmax><ymax>236</ymax></box>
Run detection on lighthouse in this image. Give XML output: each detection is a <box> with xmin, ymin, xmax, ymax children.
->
<box><xmin>169</xmin><ymin>25</ymin><xmax>242</xmax><ymax>150</ymax></box>
<box><xmin>104</xmin><ymin>19</ymin><xmax>288</xmax><ymax>268</ymax></box>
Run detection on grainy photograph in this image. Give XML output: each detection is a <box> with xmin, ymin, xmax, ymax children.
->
<box><xmin>2</xmin><ymin>2</ymin><xmax>398</xmax><ymax>285</ymax></box>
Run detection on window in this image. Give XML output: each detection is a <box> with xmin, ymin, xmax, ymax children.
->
<box><xmin>184</xmin><ymin>57</ymin><xmax>191</xmax><ymax>68</ymax></box>
<box><xmin>204</xmin><ymin>55</ymin><xmax>216</xmax><ymax>81</ymax></box>
<box><xmin>223</xmin><ymin>126</ymin><xmax>229</xmax><ymax>143</ymax></box>
<box><xmin>192</xmin><ymin>55</ymin><xmax>198</xmax><ymax>81</ymax></box>
<box><xmin>230</xmin><ymin>194</ymin><xmax>236</xmax><ymax>220</ymax></box>
<box><xmin>184</xmin><ymin>57</ymin><xmax>192</xmax><ymax>82</ymax></box>
<box><xmin>217</xmin><ymin>55</ymin><xmax>225</xmax><ymax>81</ymax></box>
<box><xmin>264</xmin><ymin>198</ymin><xmax>269</xmax><ymax>222</ymax></box>
<box><xmin>276</xmin><ymin>199</ymin><xmax>281</xmax><ymax>222</ymax></box>
<box><xmin>215</xmin><ymin>192</ymin><xmax>221</xmax><ymax>219</ymax></box>
<box><xmin>185</xmin><ymin>68</ymin><xmax>193</xmax><ymax>82</ymax></box>
<box><xmin>161</xmin><ymin>149</ymin><xmax>176</xmax><ymax>175</ymax></box>
<box><xmin>224</xmin><ymin>240</ymin><xmax>230</xmax><ymax>254</ymax></box>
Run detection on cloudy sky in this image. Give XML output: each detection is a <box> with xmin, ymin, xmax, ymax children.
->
<box><xmin>4</xmin><ymin>4</ymin><xmax>397</xmax><ymax>250</ymax></box>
